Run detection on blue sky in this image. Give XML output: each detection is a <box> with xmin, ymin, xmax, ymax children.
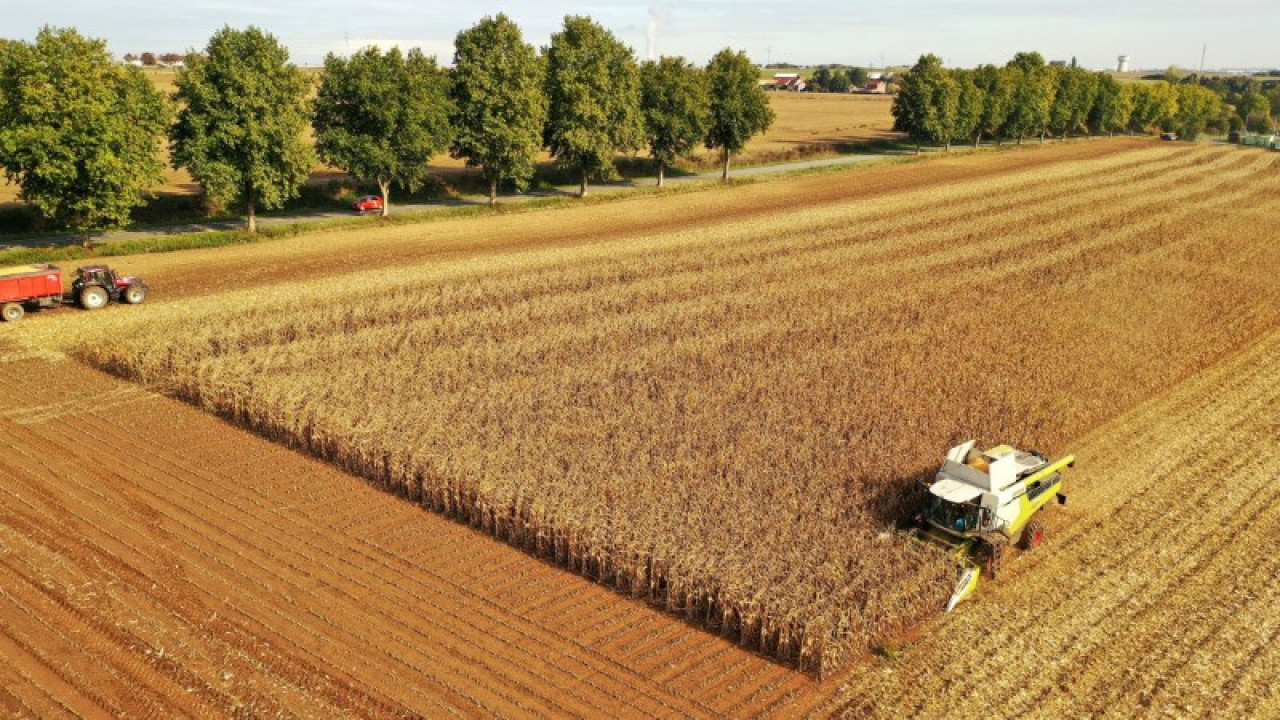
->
<box><xmin>16</xmin><ymin>1</ymin><xmax>1279</xmax><ymax>70</ymax></box>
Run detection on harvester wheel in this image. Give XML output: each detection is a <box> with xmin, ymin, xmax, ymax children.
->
<box><xmin>123</xmin><ymin>285</ymin><xmax>147</xmax><ymax>305</ymax></box>
<box><xmin>80</xmin><ymin>286</ymin><xmax>109</xmax><ymax>310</ymax></box>
<box><xmin>1021</xmin><ymin>520</ymin><xmax>1045</xmax><ymax>550</ymax></box>
<box><xmin>2</xmin><ymin>303</ymin><xmax>23</xmax><ymax>322</ymax></box>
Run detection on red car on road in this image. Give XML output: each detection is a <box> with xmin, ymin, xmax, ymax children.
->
<box><xmin>352</xmin><ymin>195</ymin><xmax>384</xmax><ymax>212</ymax></box>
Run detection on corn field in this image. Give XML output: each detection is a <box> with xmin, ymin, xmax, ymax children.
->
<box><xmin>72</xmin><ymin>143</ymin><xmax>1280</xmax><ymax>676</ymax></box>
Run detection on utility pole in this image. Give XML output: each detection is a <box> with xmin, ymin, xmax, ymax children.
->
<box><xmin>1199</xmin><ymin>42</ymin><xmax>1206</xmax><ymax>75</ymax></box>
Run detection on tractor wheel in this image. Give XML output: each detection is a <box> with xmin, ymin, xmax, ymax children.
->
<box><xmin>123</xmin><ymin>285</ymin><xmax>147</xmax><ymax>305</ymax></box>
<box><xmin>1021</xmin><ymin>519</ymin><xmax>1046</xmax><ymax>551</ymax></box>
<box><xmin>80</xmin><ymin>286</ymin><xmax>109</xmax><ymax>310</ymax></box>
<box><xmin>2</xmin><ymin>302</ymin><xmax>23</xmax><ymax>322</ymax></box>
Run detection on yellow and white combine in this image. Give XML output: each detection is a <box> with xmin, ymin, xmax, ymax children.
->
<box><xmin>913</xmin><ymin>440</ymin><xmax>1075</xmax><ymax>610</ymax></box>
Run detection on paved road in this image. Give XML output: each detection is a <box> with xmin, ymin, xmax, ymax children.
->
<box><xmin>1</xmin><ymin>151</ymin><xmax>903</xmax><ymax>250</ymax></box>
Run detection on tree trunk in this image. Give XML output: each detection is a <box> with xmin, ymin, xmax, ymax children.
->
<box><xmin>81</xmin><ymin>232</ymin><xmax>91</xmax><ymax>249</ymax></box>
<box><xmin>720</xmin><ymin>147</ymin><xmax>731</xmax><ymax>181</ymax></box>
<box><xmin>378</xmin><ymin>179</ymin><xmax>390</xmax><ymax>217</ymax></box>
<box><xmin>657</xmin><ymin>161</ymin><xmax>665</xmax><ymax>188</ymax></box>
<box><xmin>973</xmin><ymin>133</ymin><xmax>981</xmax><ymax>148</ymax></box>
<box><xmin>1017</xmin><ymin>135</ymin><xmax>1024</xmax><ymax>146</ymax></box>
<box><xmin>944</xmin><ymin>138</ymin><xmax>952</xmax><ymax>152</ymax></box>
<box><xmin>579</xmin><ymin>168</ymin><xmax>588</xmax><ymax>198</ymax></box>
<box><xmin>915</xmin><ymin>142</ymin><xmax>921</xmax><ymax>155</ymax></box>
<box><xmin>245</xmin><ymin>180</ymin><xmax>256</xmax><ymax>233</ymax></box>
<box><xmin>488</xmin><ymin>176</ymin><xmax>497</xmax><ymax>206</ymax></box>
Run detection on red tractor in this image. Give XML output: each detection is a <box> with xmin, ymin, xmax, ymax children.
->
<box><xmin>0</xmin><ymin>264</ymin><xmax>148</xmax><ymax>321</ymax></box>
<box><xmin>71</xmin><ymin>264</ymin><xmax>148</xmax><ymax>310</ymax></box>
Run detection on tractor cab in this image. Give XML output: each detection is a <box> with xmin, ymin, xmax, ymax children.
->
<box><xmin>71</xmin><ymin>264</ymin><xmax>148</xmax><ymax>309</ymax></box>
<box><xmin>75</xmin><ymin>265</ymin><xmax>127</xmax><ymax>290</ymax></box>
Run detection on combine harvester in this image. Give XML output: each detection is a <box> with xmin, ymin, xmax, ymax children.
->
<box><xmin>913</xmin><ymin>440</ymin><xmax>1074</xmax><ymax>610</ymax></box>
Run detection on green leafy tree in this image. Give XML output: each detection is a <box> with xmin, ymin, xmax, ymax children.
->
<box><xmin>1173</xmin><ymin>83</ymin><xmax>1221</xmax><ymax>139</ymax></box>
<box><xmin>313</xmin><ymin>46</ymin><xmax>453</xmax><ymax>217</ymax></box>
<box><xmin>0</xmin><ymin>28</ymin><xmax>170</xmax><ymax>246</ymax></box>
<box><xmin>892</xmin><ymin>54</ymin><xmax>960</xmax><ymax>152</ymax></box>
<box><xmin>1237</xmin><ymin>91</ymin><xmax>1272</xmax><ymax>133</ymax></box>
<box><xmin>171</xmin><ymin>26</ymin><xmax>314</xmax><ymax>232</ymax></box>
<box><xmin>639</xmin><ymin>57</ymin><xmax>711</xmax><ymax>187</ymax></box>
<box><xmin>811</xmin><ymin>66</ymin><xmax>834</xmax><ymax>92</ymax></box>
<box><xmin>450</xmin><ymin>13</ymin><xmax>547</xmax><ymax>205</ymax></box>
<box><xmin>1048</xmin><ymin>67</ymin><xmax>1098</xmax><ymax>139</ymax></box>
<box><xmin>973</xmin><ymin>64</ymin><xmax>1015</xmax><ymax>145</ymax></box>
<box><xmin>826</xmin><ymin>71</ymin><xmax>851</xmax><ymax>93</ymax></box>
<box><xmin>705</xmin><ymin>49</ymin><xmax>775</xmax><ymax>180</ymax></box>
<box><xmin>1002</xmin><ymin>54</ymin><xmax>1055</xmax><ymax>143</ymax></box>
<box><xmin>848</xmin><ymin>67</ymin><xmax>870</xmax><ymax>88</ymax></box>
<box><xmin>543</xmin><ymin>15</ymin><xmax>643</xmax><ymax>197</ymax></box>
<box><xmin>1089</xmin><ymin>74</ymin><xmax>1135</xmax><ymax>136</ymax></box>
<box><xmin>952</xmin><ymin>69</ymin><xmax>985</xmax><ymax>147</ymax></box>
<box><xmin>1129</xmin><ymin>81</ymin><xmax>1178</xmax><ymax>133</ymax></box>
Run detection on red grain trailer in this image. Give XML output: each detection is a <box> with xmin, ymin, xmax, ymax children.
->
<box><xmin>0</xmin><ymin>264</ymin><xmax>64</xmax><ymax>322</ymax></box>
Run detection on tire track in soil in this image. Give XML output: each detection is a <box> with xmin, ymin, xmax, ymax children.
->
<box><xmin>62</xmin><ymin>411</ymin><xmax>720</xmax><ymax>719</ymax></box>
<box><xmin>3</xmin><ymin>413</ymin><xmax>660</xmax><ymax>719</ymax></box>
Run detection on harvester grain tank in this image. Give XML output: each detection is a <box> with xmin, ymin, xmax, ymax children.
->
<box><xmin>912</xmin><ymin>440</ymin><xmax>1074</xmax><ymax>610</ymax></box>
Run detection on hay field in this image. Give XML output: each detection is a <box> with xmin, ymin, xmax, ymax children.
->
<box><xmin>23</xmin><ymin>141</ymin><xmax>1276</xmax><ymax>676</ymax></box>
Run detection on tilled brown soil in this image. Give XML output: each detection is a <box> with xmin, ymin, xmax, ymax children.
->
<box><xmin>0</xmin><ymin>353</ymin><xmax>830</xmax><ymax>718</ymax></box>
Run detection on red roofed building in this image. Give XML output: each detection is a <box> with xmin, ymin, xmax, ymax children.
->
<box><xmin>770</xmin><ymin>73</ymin><xmax>806</xmax><ymax>91</ymax></box>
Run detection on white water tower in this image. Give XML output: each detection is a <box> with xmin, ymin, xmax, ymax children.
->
<box><xmin>1117</xmin><ymin>55</ymin><xmax>1130</xmax><ymax>72</ymax></box>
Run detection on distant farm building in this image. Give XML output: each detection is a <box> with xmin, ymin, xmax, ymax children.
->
<box><xmin>859</xmin><ymin>78</ymin><xmax>888</xmax><ymax>94</ymax></box>
<box><xmin>767</xmin><ymin>73</ymin><xmax>806</xmax><ymax>91</ymax></box>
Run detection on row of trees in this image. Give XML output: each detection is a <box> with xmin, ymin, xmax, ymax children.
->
<box><xmin>1183</xmin><ymin>74</ymin><xmax>1278</xmax><ymax>133</ymax></box>
<box><xmin>0</xmin><ymin>18</ymin><xmax>775</xmax><ymax>241</ymax></box>
<box><xmin>892</xmin><ymin>52</ymin><xmax>1225</xmax><ymax>151</ymax></box>
<box><xmin>808</xmin><ymin>66</ymin><xmax>873</xmax><ymax>93</ymax></box>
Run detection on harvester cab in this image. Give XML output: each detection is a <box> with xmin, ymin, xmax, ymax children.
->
<box><xmin>71</xmin><ymin>265</ymin><xmax>148</xmax><ymax>310</ymax></box>
<box><xmin>912</xmin><ymin>440</ymin><xmax>1074</xmax><ymax>610</ymax></box>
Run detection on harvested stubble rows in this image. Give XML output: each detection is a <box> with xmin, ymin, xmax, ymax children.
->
<box><xmin>71</xmin><ymin>143</ymin><xmax>1280</xmax><ymax>676</ymax></box>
